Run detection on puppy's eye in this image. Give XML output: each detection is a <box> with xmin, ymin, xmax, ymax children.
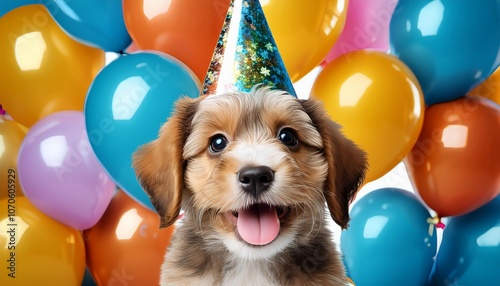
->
<box><xmin>209</xmin><ymin>135</ymin><xmax>228</xmax><ymax>153</ymax></box>
<box><xmin>278</xmin><ymin>128</ymin><xmax>298</xmax><ymax>147</ymax></box>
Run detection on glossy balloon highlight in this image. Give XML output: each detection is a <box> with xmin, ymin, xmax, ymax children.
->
<box><xmin>123</xmin><ymin>0</ymin><xmax>231</xmax><ymax>82</ymax></box>
<box><xmin>341</xmin><ymin>188</ymin><xmax>437</xmax><ymax>286</ymax></box>
<box><xmin>406</xmin><ymin>96</ymin><xmax>500</xmax><ymax>217</ymax></box>
<box><xmin>0</xmin><ymin>4</ymin><xmax>105</xmax><ymax>127</ymax></box>
<box><xmin>43</xmin><ymin>0</ymin><xmax>131</xmax><ymax>52</ymax></box>
<box><xmin>124</xmin><ymin>0</ymin><xmax>348</xmax><ymax>82</ymax></box>
<box><xmin>0</xmin><ymin>197</ymin><xmax>86</xmax><ymax>285</ymax></box>
<box><xmin>390</xmin><ymin>0</ymin><xmax>500</xmax><ymax>105</ymax></box>
<box><xmin>17</xmin><ymin>111</ymin><xmax>116</xmax><ymax>230</ymax></box>
<box><xmin>84</xmin><ymin>191</ymin><xmax>175</xmax><ymax>286</ymax></box>
<box><xmin>84</xmin><ymin>52</ymin><xmax>200</xmax><ymax>210</ymax></box>
<box><xmin>429</xmin><ymin>195</ymin><xmax>500</xmax><ymax>286</ymax></box>
<box><xmin>311</xmin><ymin>51</ymin><xmax>424</xmax><ymax>182</ymax></box>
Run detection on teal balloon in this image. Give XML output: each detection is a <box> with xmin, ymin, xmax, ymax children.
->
<box><xmin>0</xmin><ymin>0</ymin><xmax>39</xmax><ymax>17</ymax></box>
<box><xmin>341</xmin><ymin>188</ymin><xmax>437</xmax><ymax>286</ymax></box>
<box><xmin>429</xmin><ymin>195</ymin><xmax>500</xmax><ymax>286</ymax></box>
<box><xmin>42</xmin><ymin>0</ymin><xmax>131</xmax><ymax>52</ymax></box>
<box><xmin>390</xmin><ymin>0</ymin><xmax>500</xmax><ymax>105</ymax></box>
<box><xmin>84</xmin><ymin>52</ymin><xmax>200</xmax><ymax>210</ymax></box>
<box><xmin>82</xmin><ymin>268</ymin><xmax>97</xmax><ymax>286</ymax></box>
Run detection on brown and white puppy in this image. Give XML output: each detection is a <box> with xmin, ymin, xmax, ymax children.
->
<box><xmin>133</xmin><ymin>87</ymin><xmax>367</xmax><ymax>286</ymax></box>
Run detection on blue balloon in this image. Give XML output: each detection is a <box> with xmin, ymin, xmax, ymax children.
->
<box><xmin>0</xmin><ymin>0</ymin><xmax>39</xmax><ymax>17</ymax></box>
<box><xmin>429</xmin><ymin>195</ymin><xmax>500</xmax><ymax>286</ymax></box>
<box><xmin>341</xmin><ymin>188</ymin><xmax>437</xmax><ymax>286</ymax></box>
<box><xmin>85</xmin><ymin>52</ymin><xmax>200</xmax><ymax>210</ymax></box>
<box><xmin>42</xmin><ymin>0</ymin><xmax>131</xmax><ymax>52</ymax></box>
<box><xmin>390</xmin><ymin>0</ymin><xmax>500</xmax><ymax>105</ymax></box>
<box><xmin>82</xmin><ymin>268</ymin><xmax>97</xmax><ymax>286</ymax></box>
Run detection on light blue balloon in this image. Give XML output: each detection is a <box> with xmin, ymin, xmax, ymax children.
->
<box><xmin>84</xmin><ymin>52</ymin><xmax>200</xmax><ymax>210</ymax></box>
<box><xmin>42</xmin><ymin>0</ymin><xmax>131</xmax><ymax>52</ymax></box>
<box><xmin>390</xmin><ymin>0</ymin><xmax>500</xmax><ymax>105</ymax></box>
<box><xmin>341</xmin><ymin>188</ymin><xmax>437</xmax><ymax>286</ymax></box>
<box><xmin>429</xmin><ymin>195</ymin><xmax>500</xmax><ymax>286</ymax></box>
<box><xmin>0</xmin><ymin>0</ymin><xmax>39</xmax><ymax>17</ymax></box>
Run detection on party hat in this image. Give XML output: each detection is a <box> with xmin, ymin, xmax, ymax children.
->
<box><xmin>202</xmin><ymin>0</ymin><xmax>296</xmax><ymax>97</ymax></box>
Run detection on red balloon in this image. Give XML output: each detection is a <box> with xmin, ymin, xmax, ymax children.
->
<box><xmin>123</xmin><ymin>0</ymin><xmax>231</xmax><ymax>82</ymax></box>
<box><xmin>405</xmin><ymin>96</ymin><xmax>500</xmax><ymax>217</ymax></box>
<box><xmin>83</xmin><ymin>191</ymin><xmax>175</xmax><ymax>286</ymax></box>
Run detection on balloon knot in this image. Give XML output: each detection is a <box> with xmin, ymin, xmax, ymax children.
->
<box><xmin>0</xmin><ymin>104</ymin><xmax>5</xmax><ymax>115</ymax></box>
<box><xmin>427</xmin><ymin>216</ymin><xmax>445</xmax><ymax>236</ymax></box>
<box><xmin>436</xmin><ymin>221</ymin><xmax>446</xmax><ymax>229</ymax></box>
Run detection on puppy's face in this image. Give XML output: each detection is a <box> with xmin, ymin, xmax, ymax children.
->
<box><xmin>133</xmin><ymin>88</ymin><xmax>366</xmax><ymax>260</ymax></box>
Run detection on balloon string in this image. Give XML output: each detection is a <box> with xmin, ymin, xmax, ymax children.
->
<box><xmin>427</xmin><ymin>216</ymin><xmax>446</xmax><ymax>236</ymax></box>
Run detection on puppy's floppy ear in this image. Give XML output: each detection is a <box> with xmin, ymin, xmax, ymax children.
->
<box><xmin>133</xmin><ymin>97</ymin><xmax>198</xmax><ymax>228</ymax></box>
<box><xmin>300</xmin><ymin>99</ymin><xmax>367</xmax><ymax>229</ymax></box>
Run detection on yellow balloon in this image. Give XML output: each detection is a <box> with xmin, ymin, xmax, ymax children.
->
<box><xmin>469</xmin><ymin>66</ymin><xmax>500</xmax><ymax>105</ymax></box>
<box><xmin>0</xmin><ymin>4</ymin><xmax>105</xmax><ymax>127</ymax></box>
<box><xmin>15</xmin><ymin>122</ymin><xmax>29</xmax><ymax>134</ymax></box>
<box><xmin>0</xmin><ymin>115</ymin><xmax>26</xmax><ymax>200</ymax></box>
<box><xmin>0</xmin><ymin>197</ymin><xmax>85</xmax><ymax>285</ymax></box>
<box><xmin>310</xmin><ymin>50</ymin><xmax>424</xmax><ymax>182</ymax></box>
<box><xmin>262</xmin><ymin>0</ymin><xmax>348</xmax><ymax>82</ymax></box>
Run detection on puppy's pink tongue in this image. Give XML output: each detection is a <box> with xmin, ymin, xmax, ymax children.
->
<box><xmin>237</xmin><ymin>204</ymin><xmax>280</xmax><ymax>246</ymax></box>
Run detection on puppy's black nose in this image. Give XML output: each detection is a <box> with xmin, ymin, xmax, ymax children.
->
<box><xmin>238</xmin><ymin>166</ymin><xmax>274</xmax><ymax>197</ymax></box>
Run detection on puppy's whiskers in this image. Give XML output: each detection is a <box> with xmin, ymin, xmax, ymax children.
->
<box><xmin>307</xmin><ymin>200</ymin><xmax>325</xmax><ymax>239</ymax></box>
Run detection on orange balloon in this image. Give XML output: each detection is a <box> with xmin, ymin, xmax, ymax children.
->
<box><xmin>0</xmin><ymin>197</ymin><xmax>86</xmax><ymax>285</ymax></box>
<box><xmin>405</xmin><ymin>96</ymin><xmax>500</xmax><ymax>217</ymax></box>
<box><xmin>310</xmin><ymin>50</ymin><xmax>424</xmax><ymax>182</ymax></box>
<box><xmin>84</xmin><ymin>190</ymin><xmax>175</xmax><ymax>286</ymax></box>
<box><xmin>0</xmin><ymin>115</ymin><xmax>26</xmax><ymax>200</ymax></box>
<box><xmin>123</xmin><ymin>0</ymin><xmax>231</xmax><ymax>82</ymax></box>
<box><xmin>0</xmin><ymin>4</ymin><xmax>105</xmax><ymax>127</ymax></box>
<box><xmin>469</xmin><ymin>66</ymin><xmax>500</xmax><ymax>105</ymax></box>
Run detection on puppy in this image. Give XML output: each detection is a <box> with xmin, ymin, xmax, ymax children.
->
<box><xmin>133</xmin><ymin>87</ymin><xmax>367</xmax><ymax>286</ymax></box>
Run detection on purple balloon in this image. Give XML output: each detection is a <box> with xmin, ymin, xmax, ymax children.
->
<box><xmin>18</xmin><ymin>111</ymin><xmax>115</xmax><ymax>230</ymax></box>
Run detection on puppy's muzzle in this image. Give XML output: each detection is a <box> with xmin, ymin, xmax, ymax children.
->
<box><xmin>238</xmin><ymin>166</ymin><xmax>274</xmax><ymax>198</ymax></box>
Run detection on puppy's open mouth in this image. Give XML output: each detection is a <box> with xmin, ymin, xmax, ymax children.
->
<box><xmin>224</xmin><ymin>204</ymin><xmax>291</xmax><ymax>246</ymax></box>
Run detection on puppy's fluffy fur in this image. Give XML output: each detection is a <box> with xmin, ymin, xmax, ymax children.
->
<box><xmin>133</xmin><ymin>87</ymin><xmax>367</xmax><ymax>286</ymax></box>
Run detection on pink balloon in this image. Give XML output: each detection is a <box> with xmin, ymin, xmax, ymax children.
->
<box><xmin>18</xmin><ymin>111</ymin><xmax>115</xmax><ymax>230</ymax></box>
<box><xmin>322</xmin><ymin>0</ymin><xmax>397</xmax><ymax>66</ymax></box>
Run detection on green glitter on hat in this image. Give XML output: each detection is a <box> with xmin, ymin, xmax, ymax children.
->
<box><xmin>202</xmin><ymin>0</ymin><xmax>297</xmax><ymax>97</ymax></box>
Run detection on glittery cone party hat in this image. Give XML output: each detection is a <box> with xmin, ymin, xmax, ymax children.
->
<box><xmin>202</xmin><ymin>0</ymin><xmax>296</xmax><ymax>97</ymax></box>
